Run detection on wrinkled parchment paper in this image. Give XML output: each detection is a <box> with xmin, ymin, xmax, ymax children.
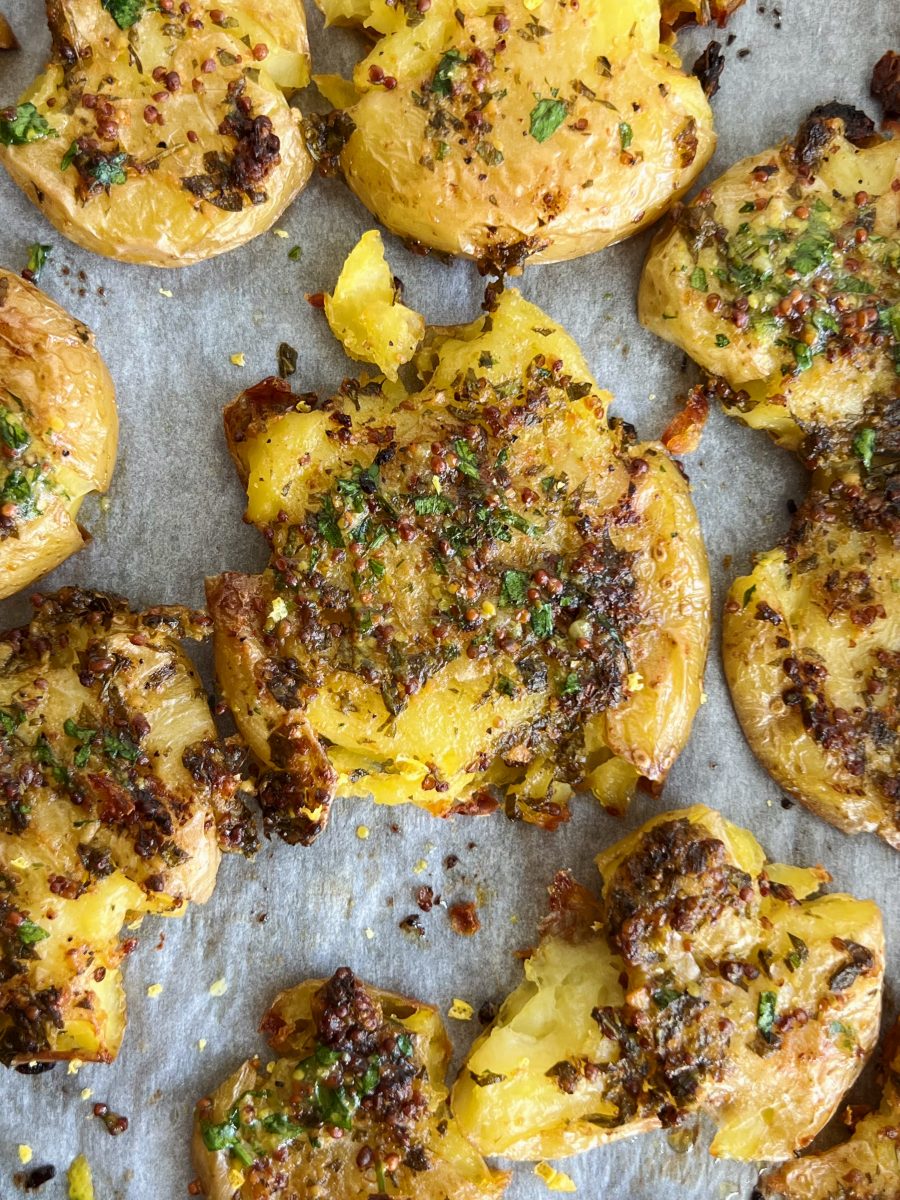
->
<box><xmin>0</xmin><ymin>2</ymin><xmax>898</xmax><ymax>1196</ymax></box>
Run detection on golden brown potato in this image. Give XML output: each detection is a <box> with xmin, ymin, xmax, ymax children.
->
<box><xmin>639</xmin><ymin>114</ymin><xmax>900</xmax><ymax>469</ymax></box>
<box><xmin>0</xmin><ymin>268</ymin><xmax>116</xmax><ymax>599</ymax></box>
<box><xmin>306</xmin><ymin>0</ymin><xmax>715</xmax><ymax>268</ymax></box>
<box><xmin>757</xmin><ymin>1017</ymin><xmax>900</xmax><ymax>1200</ymax></box>
<box><xmin>0</xmin><ymin>2</ymin><xmax>312</xmax><ymax>266</ymax></box>
<box><xmin>0</xmin><ymin>588</ymin><xmax>255</xmax><ymax>1066</ymax></box>
<box><xmin>660</xmin><ymin>0</ymin><xmax>746</xmax><ymax>36</ymax></box>
<box><xmin>193</xmin><ymin>968</ymin><xmax>508</xmax><ymax>1199</ymax></box>
<box><xmin>451</xmin><ymin>805</ymin><xmax>885</xmax><ymax>1164</ymax></box>
<box><xmin>208</xmin><ymin>287</ymin><xmax>710</xmax><ymax>842</ymax></box>
<box><xmin>723</xmin><ymin>464</ymin><xmax>899</xmax><ymax>849</ymax></box>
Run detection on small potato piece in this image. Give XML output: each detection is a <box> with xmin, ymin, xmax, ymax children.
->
<box><xmin>0</xmin><ymin>13</ymin><xmax>17</xmax><ymax>50</ymax></box>
<box><xmin>324</xmin><ymin>231</ymin><xmax>425</xmax><ymax>381</ymax></box>
<box><xmin>758</xmin><ymin>1018</ymin><xmax>900</xmax><ymax>1200</ymax></box>
<box><xmin>660</xmin><ymin>0</ymin><xmax>746</xmax><ymax>35</ymax></box>
<box><xmin>452</xmin><ymin>806</ymin><xmax>884</xmax><ymax>1163</ymax></box>
<box><xmin>0</xmin><ymin>589</ymin><xmax>255</xmax><ymax>1066</ymax></box>
<box><xmin>307</xmin><ymin>0</ymin><xmax>715</xmax><ymax>268</ymax></box>
<box><xmin>0</xmin><ymin>268</ymin><xmax>116</xmax><ymax>598</ymax></box>
<box><xmin>723</xmin><ymin>465</ymin><xmax>900</xmax><ymax>849</ymax></box>
<box><xmin>193</xmin><ymin>968</ymin><xmax>507</xmax><ymax>1200</ymax></box>
<box><xmin>208</xmin><ymin>288</ymin><xmax>709</xmax><ymax>841</ymax></box>
<box><xmin>0</xmin><ymin>2</ymin><xmax>313</xmax><ymax>266</ymax></box>
<box><xmin>639</xmin><ymin>116</ymin><xmax>900</xmax><ymax>469</ymax></box>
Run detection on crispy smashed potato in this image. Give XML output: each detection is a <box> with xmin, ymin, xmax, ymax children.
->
<box><xmin>306</xmin><ymin>0</ymin><xmax>715</xmax><ymax>268</ymax></box>
<box><xmin>324</xmin><ymin>231</ymin><xmax>425</xmax><ymax>381</ymax></box>
<box><xmin>0</xmin><ymin>2</ymin><xmax>312</xmax><ymax>266</ymax></box>
<box><xmin>0</xmin><ymin>589</ymin><xmax>255</xmax><ymax>1066</ymax></box>
<box><xmin>0</xmin><ymin>268</ymin><xmax>116</xmax><ymax>599</ymax></box>
<box><xmin>757</xmin><ymin>1017</ymin><xmax>900</xmax><ymax>1200</ymax></box>
<box><xmin>208</xmin><ymin>287</ymin><xmax>709</xmax><ymax>843</ymax></box>
<box><xmin>452</xmin><ymin>806</ymin><xmax>885</xmax><ymax>1163</ymax></box>
<box><xmin>193</xmin><ymin>968</ymin><xmax>507</xmax><ymax>1199</ymax></box>
<box><xmin>639</xmin><ymin>114</ymin><xmax>900</xmax><ymax>469</ymax></box>
<box><xmin>724</xmin><ymin>464</ymin><xmax>899</xmax><ymax>849</ymax></box>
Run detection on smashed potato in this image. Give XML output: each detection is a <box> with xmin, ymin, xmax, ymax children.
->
<box><xmin>208</xmin><ymin>287</ymin><xmax>709</xmax><ymax>843</ymax></box>
<box><xmin>324</xmin><ymin>231</ymin><xmax>425</xmax><ymax>381</ymax></box>
<box><xmin>0</xmin><ymin>268</ymin><xmax>116</xmax><ymax>599</ymax></box>
<box><xmin>306</xmin><ymin>0</ymin><xmax>715</xmax><ymax>268</ymax></box>
<box><xmin>0</xmin><ymin>589</ymin><xmax>254</xmax><ymax>1066</ymax></box>
<box><xmin>0</xmin><ymin>2</ymin><xmax>312</xmax><ymax>266</ymax></box>
<box><xmin>193</xmin><ymin>968</ymin><xmax>507</xmax><ymax>1199</ymax></box>
<box><xmin>451</xmin><ymin>805</ymin><xmax>884</xmax><ymax>1163</ymax></box>
<box><xmin>639</xmin><ymin>113</ymin><xmax>900</xmax><ymax>469</ymax></box>
<box><xmin>757</xmin><ymin>1017</ymin><xmax>900</xmax><ymax>1200</ymax></box>
<box><xmin>724</xmin><ymin>464</ymin><xmax>899</xmax><ymax>849</ymax></box>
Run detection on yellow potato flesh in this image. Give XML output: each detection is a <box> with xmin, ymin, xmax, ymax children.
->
<box><xmin>0</xmin><ymin>2</ymin><xmax>312</xmax><ymax>266</ymax></box>
<box><xmin>213</xmin><ymin>288</ymin><xmax>709</xmax><ymax>824</ymax></box>
<box><xmin>0</xmin><ymin>269</ymin><xmax>116</xmax><ymax>598</ymax></box>
<box><xmin>324</xmin><ymin>230</ymin><xmax>425</xmax><ymax>381</ymax></box>
<box><xmin>317</xmin><ymin>0</ymin><xmax>714</xmax><ymax>264</ymax></box>
<box><xmin>452</xmin><ymin>805</ymin><xmax>884</xmax><ymax>1163</ymax></box>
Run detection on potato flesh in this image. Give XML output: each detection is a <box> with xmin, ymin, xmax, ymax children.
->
<box><xmin>759</xmin><ymin>1019</ymin><xmax>900</xmax><ymax>1200</ymax></box>
<box><xmin>0</xmin><ymin>2</ymin><xmax>312</xmax><ymax>266</ymax></box>
<box><xmin>723</xmin><ymin>469</ymin><xmax>900</xmax><ymax>848</ymax></box>
<box><xmin>193</xmin><ymin>976</ymin><xmax>507</xmax><ymax>1200</ymax></box>
<box><xmin>315</xmin><ymin>0</ymin><xmax>714</xmax><ymax>265</ymax></box>
<box><xmin>639</xmin><ymin>130</ymin><xmax>900</xmax><ymax>465</ymax></box>
<box><xmin>0</xmin><ymin>269</ymin><xmax>116</xmax><ymax>598</ymax></box>
<box><xmin>0</xmin><ymin>592</ymin><xmax>242</xmax><ymax>1064</ymax></box>
<box><xmin>452</xmin><ymin>806</ymin><xmax>884</xmax><ymax>1163</ymax></box>
<box><xmin>211</xmin><ymin>289</ymin><xmax>709</xmax><ymax>829</ymax></box>
<box><xmin>324</xmin><ymin>230</ymin><xmax>426</xmax><ymax>381</ymax></box>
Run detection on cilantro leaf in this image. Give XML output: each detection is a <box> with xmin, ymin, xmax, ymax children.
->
<box><xmin>431</xmin><ymin>49</ymin><xmax>464</xmax><ymax>97</ymax></box>
<box><xmin>530</xmin><ymin>604</ymin><xmax>554</xmax><ymax>639</ymax></box>
<box><xmin>102</xmin><ymin>0</ymin><xmax>149</xmax><ymax>29</ymax></box>
<box><xmin>453</xmin><ymin>439</ymin><xmax>481</xmax><ymax>479</ymax></box>
<box><xmin>757</xmin><ymin>990</ymin><xmax>777</xmax><ymax>1040</ymax></box>
<box><xmin>852</xmin><ymin>426</ymin><xmax>876</xmax><ymax>471</ymax></box>
<box><xmin>0</xmin><ymin>406</ymin><xmax>29</xmax><ymax>454</ymax></box>
<box><xmin>18</xmin><ymin>919</ymin><xmax>50</xmax><ymax>946</ymax></box>
<box><xmin>689</xmin><ymin>266</ymin><xmax>707</xmax><ymax>292</ymax></box>
<box><xmin>25</xmin><ymin>243</ymin><xmax>51</xmax><ymax>284</ymax></box>
<box><xmin>0</xmin><ymin>104</ymin><xmax>54</xmax><ymax>146</ymax></box>
<box><xmin>618</xmin><ymin>122</ymin><xmax>633</xmax><ymax>151</ymax></box>
<box><xmin>500</xmin><ymin>569</ymin><xmax>529</xmax><ymax>607</ymax></box>
<box><xmin>529</xmin><ymin>98</ymin><xmax>567</xmax><ymax>143</ymax></box>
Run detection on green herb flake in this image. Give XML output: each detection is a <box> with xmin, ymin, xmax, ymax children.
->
<box><xmin>0</xmin><ymin>406</ymin><xmax>29</xmax><ymax>455</ymax></box>
<box><xmin>102</xmin><ymin>732</ymin><xmax>141</xmax><ymax>762</ymax></box>
<box><xmin>18</xmin><ymin>919</ymin><xmax>50</xmax><ymax>946</ymax></box>
<box><xmin>453</xmin><ymin>438</ymin><xmax>481</xmax><ymax>479</ymax></box>
<box><xmin>496</xmin><ymin>675</ymin><xmax>516</xmax><ymax>697</ymax></box>
<box><xmin>475</xmin><ymin>140</ymin><xmax>504</xmax><ymax>166</ymax></box>
<box><xmin>689</xmin><ymin>266</ymin><xmax>707</xmax><ymax>292</ymax></box>
<box><xmin>741</xmin><ymin>584</ymin><xmax>756</xmax><ymax>609</ymax></box>
<box><xmin>0</xmin><ymin>103</ymin><xmax>54</xmax><ymax>147</ymax></box>
<box><xmin>530</xmin><ymin>603</ymin><xmax>554</xmax><ymax>640</ymax></box>
<box><xmin>500</xmin><ymin>569</ymin><xmax>529</xmax><ymax>608</ymax></box>
<box><xmin>90</xmin><ymin>152</ymin><xmax>128</xmax><ymax>189</ymax></box>
<box><xmin>559</xmin><ymin>672</ymin><xmax>581</xmax><ymax>697</ymax></box>
<box><xmin>25</xmin><ymin>243</ymin><xmax>51</xmax><ymax>284</ymax></box>
<box><xmin>102</xmin><ymin>0</ymin><xmax>148</xmax><ymax>28</ymax></box>
<box><xmin>316</xmin><ymin>496</ymin><xmax>345</xmax><ymax>549</ymax></box>
<box><xmin>739</xmin><ymin>201</ymin><xmax>756</xmax><ymax>213</ymax></box>
<box><xmin>715</xmin><ymin>333</ymin><xmax>730</xmax><ymax>348</ymax></box>
<box><xmin>431</xmin><ymin>49</ymin><xmax>464</xmax><ymax>97</ymax></box>
<box><xmin>756</xmin><ymin>990</ymin><xmax>777</xmax><ymax>1040</ymax></box>
<box><xmin>618</xmin><ymin>121</ymin><xmax>633</xmax><ymax>151</ymax></box>
<box><xmin>852</xmin><ymin>426</ymin><xmax>876</xmax><ymax>471</ymax></box>
<box><xmin>288</xmin><ymin>245</ymin><xmax>302</xmax><ymax>262</ymax></box>
<box><xmin>529</xmin><ymin>98</ymin><xmax>567</xmax><ymax>143</ymax></box>
<box><xmin>0</xmin><ymin>707</ymin><xmax>24</xmax><ymax>736</ymax></box>
<box><xmin>652</xmin><ymin>987</ymin><xmax>681</xmax><ymax>1009</ymax></box>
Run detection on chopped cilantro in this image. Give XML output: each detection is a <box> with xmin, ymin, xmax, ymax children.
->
<box><xmin>316</xmin><ymin>496</ymin><xmax>345</xmax><ymax>549</ymax></box>
<box><xmin>530</xmin><ymin>604</ymin><xmax>554</xmax><ymax>639</ymax></box>
<box><xmin>791</xmin><ymin>340</ymin><xmax>814</xmax><ymax>372</ymax></box>
<box><xmin>715</xmin><ymin>334</ymin><xmax>730</xmax><ymax>348</ymax></box>
<box><xmin>529</xmin><ymin>98</ymin><xmax>567</xmax><ymax>143</ymax></box>
<box><xmin>0</xmin><ymin>707</ymin><xmax>23</xmax><ymax>736</ymax></box>
<box><xmin>0</xmin><ymin>103</ymin><xmax>54</xmax><ymax>146</ymax></box>
<box><xmin>559</xmin><ymin>672</ymin><xmax>580</xmax><ymax>697</ymax></box>
<box><xmin>64</xmin><ymin>718</ymin><xmax>97</xmax><ymax>768</ymax></box>
<box><xmin>500</xmin><ymin>569</ymin><xmax>529</xmax><ymax>607</ymax></box>
<box><xmin>261</xmin><ymin>1112</ymin><xmax>306</xmax><ymax>1139</ymax></box>
<box><xmin>741</xmin><ymin>584</ymin><xmax>756</xmax><ymax>608</ymax></box>
<box><xmin>101</xmin><ymin>0</ymin><xmax>148</xmax><ymax>29</ymax></box>
<box><xmin>90</xmin><ymin>152</ymin><xmax>128</xmax><ymax>188</ymax></box>
<box><xmin>17</xmin><ymin>919</ymin><xmax>50</xmax><ymax>946</ymax></box>
<box><xmin>618</xmin><ymin>122</ymin><xmax>633</xmax><ymax>151</ymax></box>
<box><xmin>852</xmin><ymin>426</ymin><xmax>876</xmax><ymax>471</ymax></box>
<box><xmin>288</xmin><ymin>245</ymin><xmax>302</xmax><ymax>261</ymax></box>
<box><xmin>453</xmin><ymin>438</ymin><xmax>481</xmax><ymax>479</ymax></box>
<box><xmin>689</xmin><ymin>266</ymin><xmax>707</xmax><ymax>292</ymax></box>
<box><xmin>25</xmin><ymin>243</ymin><xmax>51</xmax><ymax>284</ymax></box>
<box><xmin>496</xmin><ymin>675</ymin><xmax>516</xmax><ymax>697</ymax></box>
<box><xmin>431</xmin><ymin>49</ymin><xmax>464</xmax><ymax>97</ymax></box>
<box><xmin>475</xmin><ymin>140</ymin><xmax>504</xmax><ymax>166</ymax></box>
<box><xmin>739</xmin><ymin>201</ymin><xmax>756</xmax><ymax>213</ymax></box>
<box><xmin>0</xmin><ymin>406</ymin><xmax>29</xmax><ymax>454</ymax></box>
<box><xmin>756</xmin><ymin>990</ymin><xmax>777</xmax><ymax>1040</ymax></box>
<box><xmin>102</xmin><ymin>732</ymin><xmax>140</xmax><ymax>762</ymax></box>
<box><xmin>60</xmin><ymin>141</ymin><xmax>78</xmax><ymax>171</ymax></box>
<box><xmin>652</xmin><ymin>987</ymin><xmax>681</xmax><ymax>1009</ymax></box>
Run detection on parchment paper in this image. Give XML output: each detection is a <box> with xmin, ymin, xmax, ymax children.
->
<box><xmin>0</xmin><ymin>2</ymin><xmax>898</xmax><ymax>1196</ymax></box>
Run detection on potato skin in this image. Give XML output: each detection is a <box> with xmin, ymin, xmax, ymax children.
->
<box><xmin>0</xmin><ymin>2</ymin><xmax>313</xmax><ymax>266</ymax></box>
<box><xmin>723</xmin><ymin>466</ymin><xmax>900</xmax><ymax>849</ymax></box>
<box><xmin>0</xmin><ymin>589</ymin><xmax>251</xmax><ymax>1066</ymax></box>
<box><xmin>208</xmin><ymin>289</ymin><xmax>710</xmax><ymax>837</ymax></box>
<box><xmin>314</xmin><ymin>0</ymin><xmax>714</xmax><ymax>267</ymax></box>
<box><xmin>758</xmin><ymin>1018</ymin><xmax>900</xmax><ymax>1200</ymax></box>
<box><xmin>638</xmin><ymin>120</ymin><xmax>900</xmax><ymax>467</ymax></box>
<box><xmin>452</xmin><ymin>805</ymin><xmax>884</xmax><ymax>1164</ymax></box>
<box><xmin>193</xmin><ymin>970</ymin><xmax>507</xmax><ymax>1200</ymax></box>
<box><xmin>0</xmin><ymin>268</ymin><xmax>116</xmax><ymax>598</ymax></box>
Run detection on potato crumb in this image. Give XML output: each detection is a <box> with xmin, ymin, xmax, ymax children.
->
<box><xmin>448</xmin><ymin>998</ymin><xmax>474</xmax><ymax>1021</ymax></box>
<box><xmin>273</xmin><ymin>229</ymin><xmax>289</xmax><ymax>238</ymax></box>
<box><xmin>413</xmin><ymin>859</ymin><xmax>428</xmax><ymax>875</ymax></box>
<box><xmin>230</xmin><ymin>353</ymin><xmax>246</xmax><ymax>367</ymax></box>
<box><xmin>146</xmin><ymin>983</ymin><xmax>163</xmax><ymax>998</ymax></box>
<box><xmin>356</xmin><ymin>825</ymin><xmax>370</xmax><ymax>840</ymax></box>
<box><xmin>197</xmin><ymin>1039</ymin><xmax>207</xmax><ymax>1052</ymax></box>
<box><xmin>364</xmin><ymin>927</ymin><xmax>375</xmax><ymax>939</ymax></box>
<box><xmin>66</xmin><ymin>1058</ymin><xmax>83</xmax><ymax>1076</ymax></box>
<box><xmin>18</xmin><ymin>1145</ymin><xmax>32</xmax><ymax>1165</ymax></box>
<box><xmin>535</xmin><ymin>1162</ymin><xmax>577</xmax><ymax>1192</ymax></box>
<box><xmin>626</xmin><ymin>671</ymin><xmax>644</xmax><ymax>692</ymax></box>
<box><xmin>67</xmin><ymin>1155</ymin><xmax>94</xmax><ymax>1200</ymax></box>
<box><xmin>158</xmin><ymin>288</ymin><xmax>173</xmax><ymax>298</ymax></box>
<box><xmin>80</xmin><ymin>1088</ymin><xmax>93</xmax><ymax>1101</ymax></box>
<box><xmin>227</xmin><ymin>1167</ymin><xmax>246</xmax><ymax>1190</ymax></box>
<box><xmin>10</xmin><ymin>856</ymin><xmax>29</xmax><ymax>869</ymax></box>
<box><xmin>209</xmin><ymin>978</ymin><xmax>228</xmax><ymax>996</ymax></box>
<box><xmin>700</xmin><ymin>690</ymin><xmax>709</xmax><ymax>704</ymax></box>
